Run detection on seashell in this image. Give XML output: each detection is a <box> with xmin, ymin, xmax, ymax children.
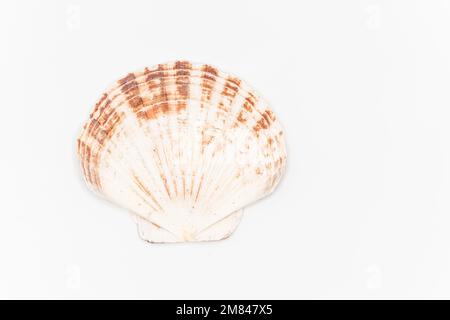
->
<box><xmin>77</xmin><ymin>61</ymin><xmax>286</xmax><ymax>243</ymax></box>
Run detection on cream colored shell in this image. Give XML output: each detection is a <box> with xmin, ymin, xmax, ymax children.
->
<box><xmin>77</xmin><ymin>61</ymin><xmax>286</xmax><ymax>243</ymax></box>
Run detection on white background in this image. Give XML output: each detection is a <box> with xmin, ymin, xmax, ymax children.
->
<box><xmin>1</xmin><ymin>0</ymin><xmax>450</xmax><ymax>299</ymax></box>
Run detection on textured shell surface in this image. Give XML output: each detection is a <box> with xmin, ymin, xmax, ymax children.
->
<box><xmin>77</xmin><ymin>61</ymin><xmax>287</xmax><ymax>243</ymax></box>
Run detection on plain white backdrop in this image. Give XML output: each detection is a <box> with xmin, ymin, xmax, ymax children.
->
<box><xmin>1</xmin><ymin>0</ymin><xmax>450</xmax><ymax>299</ymax></box>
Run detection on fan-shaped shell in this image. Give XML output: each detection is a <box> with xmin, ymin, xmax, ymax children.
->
<box><xmin>77</xmin><ymin>61</ymin><xmax>286</xmax><ymax>243</ymax></box>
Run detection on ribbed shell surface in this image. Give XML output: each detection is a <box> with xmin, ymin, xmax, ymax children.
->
<box><xmin>77</xmin><ymin>61</ymin><xmax>286</xmax><ymax>242</ymax></box>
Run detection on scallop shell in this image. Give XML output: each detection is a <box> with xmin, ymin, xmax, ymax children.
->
<box><xmin>77</xmin><ymin>61</ymin><xmax>286</xmax><ymax>243</ymax></box>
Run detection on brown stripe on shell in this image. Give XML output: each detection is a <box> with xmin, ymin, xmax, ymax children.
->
<box><xmin>261</xmin><ymin>111</ymin><xmax>271</xmax><ymax>127</ymax></box>
<box><xmin>264</xmin><ymin>109</ymin><xmax>276</xmax><ymax>122</ymax></box>
<box><xmin>221</xmin><ymin>78</ymin><xmax>240</xmax><ymax>103</ymax></box>
<box><xmin>137</xmin><ymin>68</ymin><xmax>243</xmax><ymax>105</ymax></box>
<box><xmin>194</xmin><ymin>174</ymin><xmax>205</xmax><ymax>203</ymax></box>
<box><xmin>118</xmin><ymin>72</ymin><xmax>146</xmax><ymax>115</ymax></box>
<box><xmin>87</xmin><ymin>107</ymin><xmax>124</xmax><ymax>146</ymax></box>
<box><xmin>253</xmin><ymin>109</ymin><xmax>273</xmax><ymax>135</ymax></box>
<box><xmin>100</xmin><ymin>68</ymin><xmax>248</xmax><ymax>124</ymax></box>
<box><xmin>157</xmin><ymin>64</ymin><xmax>170</xmax><ymax>114</ymax></box>
<box><xmin>78</xmin><ymin>139</ymin><xmax>92</xmax><ymax>185</ymax></box>
<box><xmin>236</xmin><ymin>110</ymin><xmax>247</xmax><ymax>124</ymax></box>
<box><xmin>201</xmin><ymin>65</ymin><xmax>218</xmax><ymax>103</ymax></box>
<box><xmin>231</xmin><ymin>91</ymin><xmax>256</xmax><ymax>129</ymax></box>
<box><xmin>78</xmin><ymin>140</ymin><xmax>102</xmax><ymax>190</ymax></box>
<box><xmin>189</xmin><ymin>173</ymin><xmax>195</xmax><ymax>200</ymax></box>
<box><xmin>174</xmin><ymin>60</ymin><xmax>192</xmax><ymax>70</ymax></box>
<box><xmin>135</xmin><ymin>65</ymin><xmax>175</xmax><ymax>120</ymax></box>
<box><xmin>118</xmin><ymin>73</ymin><xmax>139</xmax><ymax>92</ymax></box>
<box><xmin>91</xmin><ymin>64</ymin><xmax>252</xmax><ymax>124</ymax></box>
<box><xmin>132</xmin><ymin>173</ymin><xmax>163</xmax><ymax>212</ymax></box>
<box><xmin>227</xmin><ymin>76</ymin><xmax>241</xmax><ymax>88</ymax></box>
<box><xmin>160</xmin><ymin>174</ymin><xmax>172</xmax><ymax>199</ymax></box>
<box><xmin>174</xmin><ymin>61</ymin><xmax>191</xmax><ymax>112</ymax></box>
<box><xmin>82</xmin><ymin>95</ymin><xmax>125</xmax><ymax>191</ymax></box>
<box><xmin>90</xmin><ymin>93</ymin><xmax>108</xmax><ymax>119</ymax></box>
<box><xmin>243</xmin><ymin>94</ymin><xmax>257</xmax><ymax>113</ymax></box>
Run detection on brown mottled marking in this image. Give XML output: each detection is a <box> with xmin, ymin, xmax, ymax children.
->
<box><xmin>89</xmin><ymin>99</ymin><xmax>112</xmax><ymax>127</ymax></box>
<box><xmin>118</xmin><ymin>73</ymin><xmax>146</xmax><ymax>115</ymax></box>
<box><xmin>201</xmin><ymin>73</ymin><xmax>216</xmax><ymax>82</ymax></box>
<box><xmin>96</xmin><ymin>100</ymin><xmax>113</xmax><ymax>125</ymax></box>
<box><xmin>136</xmin><ymin>101</ymin><xmax>171</xmax><ymax>120</ymax></box>
<box><xmin>145</xmin><ymin>70</ymin><xmax>165</xmax><ymax>82</ymax></box>
<box><xmin>121</xmin><ymin>80</ymin><xmax>138</xmax><ymax>94</ymax></box>
<box><xmin>174</xmin><ymin>60</ymin><xmax>192</xmax><ymax>70</ymax></box>
<box><xmin>178</xmin><ymin>69</ymin><xmax>190</xmax><ymax>76</ymax></box>
<box><xmin>118</xmin><ymin>73</ymin><xmax>136</xmax><ymax>85</ymax></box>
<box><xmin>245</xmin><ymin>95</ymin><xmax>256</xmax><ymax>106</ymax></box>
<box><xmin>221</xmin><ymin>81</ymin><xmax>239</xmax><ymax>100</ymax></box>
<box><xmin>90</xmin><ymin>93</ymin><xmax>108</xmax><ymax>118</ymax></box>
<box><xmin>162</xmin><ymin>102</ymin><xmax>171</xmax><ymax>114</ymax></box>
<box><xmin>176</xmin><ymin>102</ymin><xmax>187</xmax><ymax>113</ymax></box>
<box><xmin>201</xmin><ymin>78</ymin><xmax>215</xmax><ymax>103</ymax></box>
<box><xmin>146</xmin><ymin>80</ymin><xmax>161</xmax><ymax>90</ymax></box>
<box><xmin>255</xmin><ymin>168</ymin><xmax>262</xmax><ymax>175</ymax></box>
<box><xmin>137</xmin><ymin>109</ymin><xmax>155</xmax><ymax>120</ymax></box>
<box><xmin>200</xmin><ymin>64</ymin><xmax>219</xmax><ymax>103</ymax></box>
<box><xmin>86</xmin><ymin>120</ymin><xmax>98</xmax><ymax>140</ymax></box>
<box><xmin>253</xmin><ymin>118</ymin><xmax>267</xmax><ymax>133</ymax></box>
<box><xmin>128</xmin><ymin>96</ymin><xmax>144</xmax><ymax>112</ymax></box>
<box><xmin>265</xmin><ymin>109</ymin><xmax>276</xmax><ymax>121</ymax></box>
<box><xmin>243</xmin><ymin>100</ymin><xmax>253</xmax><ymax>113</ymax></box>
<box><xmin>237</xmin><ymin>110</ymin><xmax>246</xmax><ymax>124</ymax></box>
<box><xmin>202</xmin><ymin>64</ymin><xmax>218</xmax><ymax>76</ymax></box>
<box><xmin>175</xmin><ymin>76</ymin><xmax>190</xmax><ymax>98</ymax></box>
<box><xmin>79</xmin><ymin>140</ymin><xmax>101</xmax><ymax>190</ymax></box>
<box><xmin>89</xmin><ymin>109</ymin><xmax>124</xmax><ymax>146</ymax></box>
<box><xmin>118</xmin><ymin>73</ymin><xmax>140</xmax><ymax>96</ymax></box>
<box><xmin>144</xmin><ymin>64</ymin><xmax>166</xmax><ymax>83</ymax></box>
<box><xmin>173</xmin><ymin>63</ymin><xmax>191</xmax><ymax>88</ymax></box>
<box><xmin>261</xmin><ymin>111</ymin><xmax>271</xmax><ymax>127</ymax></box>
<box><xmin>80</xmin><ymin>140</ymin><xmax>92</xmax><ymax>185</ymax></box>
<box><xmin>227</xmin><ymin>76</ymin><xmax>241</xmax><ymax>87</ymax></box>
<box><xmin>158</xmin><ymin>66</ymin><xmax>170</xmax><ymax>114</ymax></box>
<box><xmin>248</xmin><ymin>91</ymin><xmax>257</xmax><ymax>100</ymax></box>
<box><xmin>137</xmin><ymin>65</ymin><xmax>180</xmax><ymax>120</ymax></box>
<box><xmin>84</xmin><ymin>104</ymin><xmax>122</xmax><ymax>190</ymax></box>
<box><xmin>253</xmin><ymin>110</ymin><xmax>272</xmax><ymax>133</ymax></box>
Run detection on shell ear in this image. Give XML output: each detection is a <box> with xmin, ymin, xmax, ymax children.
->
<box><xmin>134</xmin><ymin>209</ymin><xmax>244</xmax><ymax>243</ymax></box>
<box><xmin>77</xmin><ymin>61</ymin><xmax>286</xmax><ymax>243</ymax></box>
